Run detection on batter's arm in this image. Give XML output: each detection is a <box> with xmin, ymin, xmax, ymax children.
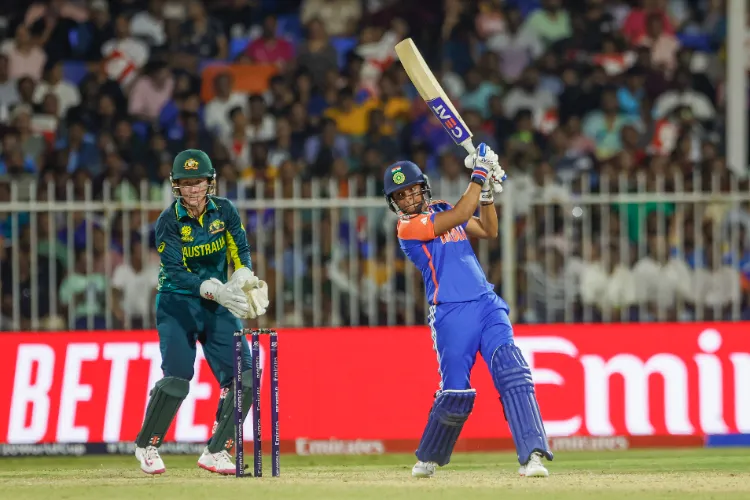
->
<box><xmin>465</xmin><ymin>203</ymin><xmax>498</xmax><ymax>239</ymax></box>
<box><xmin>156</xmin><ymin>215</ymin><xmax>204</xmax><ymax>296</ymax></box>
<box><xmin>432</xmin><ymin>183</ymin><xmax>483</xmax><ymax>236</ymax></box>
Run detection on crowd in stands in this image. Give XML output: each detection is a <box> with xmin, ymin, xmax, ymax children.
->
<box><xmin>0</xmin><ymin>0</ymin><xmax>748</xmax><ymax>330</ymax></box>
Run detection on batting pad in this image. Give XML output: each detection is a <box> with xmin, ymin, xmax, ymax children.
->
<box><xmin>135</xmin><ymin>376</ymin><xmax>190</xmax><ymax>448</ymax></box>
<box><xmin>491</xmin><ymin>344</ymin><xmax>553</xmax><ymax>465</ymax></box>
<box><xmin>207</xmin><ymin>369</ymin><xmax>253</xmax><ymax>454</ymax></box>
<box><xmin>415</xmin><ymin>389</ymin><xmax>476</xmax><ymax>466</ymax></box>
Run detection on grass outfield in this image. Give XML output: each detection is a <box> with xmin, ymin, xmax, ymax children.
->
<box><xmin>1</xmin><ymin>448</ymin><xmax>749</xmax><ymax>500</ymax></box>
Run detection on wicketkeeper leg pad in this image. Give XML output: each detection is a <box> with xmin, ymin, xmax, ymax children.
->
<box><xmin>206</xmin><ymin>369</ymin><xmax>253</xmax><ymax>453</ymax></box>
<box><xmin>135</xmin><ymin>376</ymin><xmax>190</xmax><ymax>448</ymax></box>
<box><xmin>415</xmin><ymin>389</ymin><xmax>476</xmax><ymax>466</ymax></box>
<box><xmin>490</xmin><ymin>343</ymin><xmax>553</xmax><ymax>465</ymax></box>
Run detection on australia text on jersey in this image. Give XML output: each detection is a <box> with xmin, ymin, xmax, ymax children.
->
<box><xmin>182</xmin><ymin>238</ymin><xmax>227</xmax><ymax>258</ymax></box>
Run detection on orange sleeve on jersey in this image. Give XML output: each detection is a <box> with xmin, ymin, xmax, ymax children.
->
<box><xmin>397</xmin><ymin>214</ymin><xmax>436</xmax><ymax>241</ymax></box>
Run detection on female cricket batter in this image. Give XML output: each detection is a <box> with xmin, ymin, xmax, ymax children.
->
<box><xmin>134</xmin><ymin>149</ymin><xmax>269</xmax><ymax>475</ymax></box>
<box><xmin>383</xmin><ymin>144</ymin><xmax>553</xmax><ymax>478</ymax></box>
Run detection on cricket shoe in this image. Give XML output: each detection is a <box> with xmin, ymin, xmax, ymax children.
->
<box><xmin>412</xmin><ymin>461</ymin><xmax>437</xmax><ymax>478</ymax></box>
<box><xmin>197</xmin><ymin>447</ymin><xmax>236</xmax><ymax>475</ymax></box>
<box><xmin>135</xmin><ymin>445</ymin><xmax>166</xmax><ymax>475</ymax></box>
<box><xmin>518</xmin><ymin>452</ymin><xmax>549</xmax><ymax>478</ymax></box>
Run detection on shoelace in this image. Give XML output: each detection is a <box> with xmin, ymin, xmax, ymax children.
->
<box><xmin>218</xmin><ymin>450</ymin><xmax>234</xmax><ymax>465</ymax></box>
<box><xmin>146</xmin><ymin>447</ymin><xmax>160</xmax><ymax>460</ymax></box>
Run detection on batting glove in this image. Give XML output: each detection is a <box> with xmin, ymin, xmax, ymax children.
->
<box><xmin>466</xmin><ymin>143</ymin><xmax>495</xmax><ymax>186</ymax></box>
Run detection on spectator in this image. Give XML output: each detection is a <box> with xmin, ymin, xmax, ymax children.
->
<box><xmin>502</xmin><ymin>66</ymin><xmax>557</xmax><ymax>122</ymax></box>
<box><xmin>324</xmin><ymin>87</ymin><xmax>377</xmax><ymax>137</ymax></box>
<box><xmin>247</xmin><ymin>93</ymin><xmax>277</xmax><ymax>144</ymax></box>
<box><xmin>632</xmin><ymin>235</ymin><xmax>692</xmax><ymax>321</ymax></box>
<box><xmin>10</xmin><ymin>105</ymin><xmax>46</xmax><ymax>169</ymax></box>
<box><xmin>487</xmin><ymin>7</ymin><xmax>542</xmax><ymax>82</ymax></box>
<box><xmin>245</xmin><ymin>15</ymin><xmax>295</xmax><ymax>69</ymax></box>
<box><xmin>33</xmin><ymin>60</ymin><xmax>80</xmax><ymax>118</ymax></box>
<box><xmin>80</xmin><ymin>0</ymin><xmax>115</xmax><ymax>62</ymax></box>
<box><xmin>692</xmin><ymin>245</ymin><xmax>741</xmax><ymax>320</ymax></box>
<box><xmin>0</xmin><ymin>55</ymin><xmax>20</xmax><ymax>117</ymax></box>
<box><xmin>0</xmin><ymin>240</ymin><xmax>62</xmax><ymax>330</ymax></box>
<box><xmin>224</xmin><ymin>106</ymin><xmax>251</xmax><ymax>169</ymax></box>
<box><xmin>24</xmin><ymin>0</ymin><xmax>88</xmax><ymax>63</ymax></box>
<box><xmin>2</xmin><ymin>24</ymin><xmax>46</xmax><ymax>81</ymax></box>
<box><xmin>59</xmin><ymin>249</ymin><xmax>107</xmax><ymax>330</ymax></box>
<box><xmin>204</xmin><ymin>72</ymin><xmax>247</xmax><ymax>139</ymax></box>
<box><xmin>621</xmin><ymin>0</ymin><xmax>674</xmax><ymax>43</ymax></box>
<box><xmin>636</xmin><ymin>12</ymin><xmax>680</xmax><ymax>76</ymax></box>
<box><xmin>301</xmin><ymin>0</ymin><xmax>362</xmax><ymax>37</ymax></box>
<box><xmin>474</xmin><ymin>0</ymin><xmax>506</xmax><ymax>41</ymax></box>
<box><xmin>583</xmin><ymin>87</ymin><xmax>640</xmax><ymax>160</ymax></box>
<box><xmin>304</xmin><ymin>118</ymin><xmax>349</xmax><ymax>177</ymax></box>
<box><xmin>617</xmin><ymin>68</ymin><xmax>646</xmax><ymax>116</ymax></box>
<box><xmin>102</xmin><ymin>14</ymin><xmax>150</xmax><ymax>89</ymax></box>
<box><xmin>522</xmin><ymin>0</ymin><xmax>572</xmax><ymax>49</ymax></box>
<box><xmin>54</xmin><ymin>119</ymin><xmax>100</xmax><ymax>175</ymax></box>
<box><xmin>130</xmin><ymin>0</ymin><xmax>167</xmax><ymax>47</ymax></box>
<box><xmin>524</xmin><ymin>243</ymin><xmax>579</xmax><ymax>323</ymax></box>
<box><xmin>652</xmin><ymin>69</ymin><xmax>715</xmax><ymax>123</ymax></box>
<box><xmin>296</xmin><ymin>18</ymin><xmax>339</xmax><ymax>90</ymax></box>
<box><xmin>128</xmin><ymin>61</ymin><xmax>175</xmax><ymax>122</ymax></box>
<box><xmin>179</xmin><ymin>0</ymin><xmax>227</xmax><ymax>60</ymax></box>
<box><xmin>111</xmin><ymin>239</ymin><xmax>158</xmax><ymax>328</ymax></box>
<box><xmin>460</xmin><ymin>67</ymin><xmax>501</xmax><ymax>119</ymax></box>
<box><xmin>580</xmin><ymin>243</ymin><xmax>638</xmax><ymax>321</ymax></box>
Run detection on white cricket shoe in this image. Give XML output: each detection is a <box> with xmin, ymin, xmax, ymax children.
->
<box><xmin>197</xmin><ymin>447</ymin><xmax>236</xmax><ymax>475</ymax></box>
<box><xmin>412</xmin><ymin>460</ymin><xmax>437</xmax><ymax>478</ymax></box>
<box><xmin>135</xmin><ymin>445</ymin><xmax>165</xmax><ymax>475</ymax></box>
<box><xmin>518</xmin><ymin>451</ymin><xmax>549</xmax><ymax>477</ymax></box>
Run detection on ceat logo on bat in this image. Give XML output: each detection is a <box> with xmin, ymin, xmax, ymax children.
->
<box><xmin>428</xmin><ymin>97</ymin><xmax>469</xmax><ymax>143</ymax></box>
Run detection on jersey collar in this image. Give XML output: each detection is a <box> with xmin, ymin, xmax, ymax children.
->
<box><xmin>175</xmin><ymin>197</ymin><xmax>218</xmax><ymax>220</ymax></box>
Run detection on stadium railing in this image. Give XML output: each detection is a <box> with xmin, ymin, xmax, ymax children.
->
<box><xmin>0</xmin><ymin>173</ymin><xmax>747</xmax><ymax>331</ymax></box>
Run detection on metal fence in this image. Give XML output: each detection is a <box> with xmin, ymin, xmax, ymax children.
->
<box><xmin>0</xmin><ymin>171</ymin><xmax>748</xmax><ymax>331</ymax></box>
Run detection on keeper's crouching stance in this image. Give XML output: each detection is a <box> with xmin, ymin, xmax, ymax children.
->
<box><xmin>383</xmin><ymin>145</ymin><xmax>553</xmax><ymax>478</ymax></box>
<box><xmin>134</xmin><ymin>149</ymin><xmax>269</xmax><ymax>475</ymax></box>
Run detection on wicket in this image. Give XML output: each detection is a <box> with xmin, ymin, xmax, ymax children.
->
<box><xmin>233</xmin><ymin>328</ymin><xmax>280</xmax><ymax>478</ymax></box>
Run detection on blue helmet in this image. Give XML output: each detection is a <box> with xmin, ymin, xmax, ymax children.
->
<box><xmin>383</xmin><ymin>161</ymin><xmax>432</xmax><ymax>215</ymax></box>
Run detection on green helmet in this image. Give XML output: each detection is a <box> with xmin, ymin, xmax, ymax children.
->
<box><xmin>171</xmin><ymin>149</ymin><xmax>216</xmax><ymax>198</ymax></box>
<box><xmin>171</xmin><ymin>149</ymin><xmax>215</xmax><ymax>182</ymax></box>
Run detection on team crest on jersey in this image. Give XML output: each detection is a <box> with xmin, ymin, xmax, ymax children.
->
<box><xmin>184</xmin><ymin>158</ymin><xmax>199</xmax><ymax>170</ymax></box>
<box><xmin>181</xmin><ymin>225</ymin><xmax>194</xmax><ymax>242</ymax></box>
<box><xmin>392</xmin><ymin>171</ymin><xmax>406</xmax><ymax>184</ymax></box>
<box><xmin>209</xmin><ymin>219</ymin><xmax>225</xmax><ymax>234</ymax></box>
<box><xmin>157</xmin><ymin>242</ymin><xmax>165</xmax><ymax>253</ymax></box>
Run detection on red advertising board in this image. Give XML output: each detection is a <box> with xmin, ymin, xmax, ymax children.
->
<box><xmin>0</xmin><ymin>323</ymin><xmax>748</xmax><ymax>452</ymax></box>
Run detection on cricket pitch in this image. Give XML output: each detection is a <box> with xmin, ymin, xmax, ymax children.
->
<box><xmin>1</xmin><ymin>448</ymin><xmax>749</xmax><ymax>500</ymax></box>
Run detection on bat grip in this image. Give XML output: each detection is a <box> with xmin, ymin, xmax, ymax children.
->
<box><xmin>461</xmin><ymin>140</ymin><xmax>476</xmax><ymax>155</ymax></box>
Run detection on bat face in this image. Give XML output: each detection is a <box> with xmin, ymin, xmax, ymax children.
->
<box><xmin>427</xmin><ymin>97</ymin><xmax>471</xmax><ymax>144</ymax></box>
<box><xmin>395</xmin><ymin>38</ymin><xmax>474</xmax><ymax>152</ymax></box>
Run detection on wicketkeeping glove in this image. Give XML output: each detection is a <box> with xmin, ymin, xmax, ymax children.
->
<box><xmin>200</xmin><ymin>278</ymin><xmax>250</xmax><ymax>319</ymax></box>
<box><xmin>230</xmin><ymin>267</ymin><xmax>269</xmax><ymax>319</ymax></box>
<box><xmin>242</xmin><ymin>279</ymin><xmax>269</xmax><ymax>319</ymax></box>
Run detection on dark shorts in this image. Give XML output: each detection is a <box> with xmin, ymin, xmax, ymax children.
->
<box><xmin>156</xmin><ymin>292</ymin><xmax>251</xmax><ymax>387</ymax></box>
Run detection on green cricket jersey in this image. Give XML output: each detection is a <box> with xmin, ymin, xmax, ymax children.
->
<box><xmin>156</xmin><ymin>196</ymin><xmax>252</xmax><ymax>296</ymax></box>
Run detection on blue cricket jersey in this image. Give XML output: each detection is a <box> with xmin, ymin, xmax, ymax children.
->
<box><xmin>397</xmin><ymin>200</ymin><xmax>496</xmax><ymax>305</ymax></box>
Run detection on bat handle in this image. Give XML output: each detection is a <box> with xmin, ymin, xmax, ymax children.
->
<box><xmin>461</xmin><ymin>140</ymin><xmax>476</xmax><ymax>156</ymax></box>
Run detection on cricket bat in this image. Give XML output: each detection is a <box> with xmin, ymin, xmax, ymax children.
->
<box><xmin>394</xmin><ymin>38</ymin><xmax>502</xmax><ymax>193</ymax></box>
